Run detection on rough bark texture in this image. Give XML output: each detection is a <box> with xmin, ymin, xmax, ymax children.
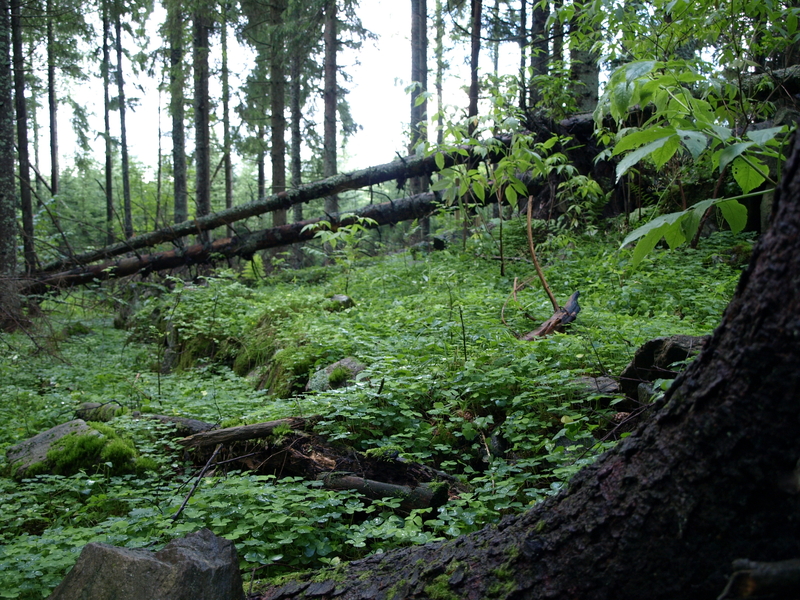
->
<box><xmin>193</xmin><ymin>8</ymin><xmax>211</xmax><ymax>241</ymax></box>
<box><xmin>11</xmin><ymin>0</ymin><xmax>35</xmax><ymax>272</ymax></box>
<box><xmin>467</xmin><ymin>0</ymin><xmax>481</xmax><ymax>137</ymax></box>
<box><xmin>270</xmin><ymin>0</ymin><xmax>287</xmax><ymax>228</ymax></box>
<box><xmin>323</xmin><ymin>0</ymin><xmax>337</xmax><ymax>215</ymax></box>
<box><xmin>0</xmin><ymin>0</ymin><xmax>20</xmax><ymax>330</ymax></box>
<box><xmin>46</xmin><ymin>0</ymin><xmax>58</xmax><ymax>196</ymax></box>
<box><xmin>254</xmin><ymin>140</ymin><xmax>800</xmax><ymax>600</ymax></box>
<box><xmin>221</xmin><ymin>6</ymin><xmax>233</xmax><ymax>236</ymax></box>
<box><xmin>114</xmin><ymin>6</ymin><xmax>133</xmax><ymax>239</ymax></box>
<box><xmin>23</xmin><ymin>191</ymin><xmax>445</xmax><ymax>294</ymax></box>
<box><xmin>168</xmin><ymin>0</ymin><xmax>187</xmax><ymax>226</ymax></box>
<box><xmin>102</xmin><ymin>0</ymin><xmax>114</xmax><ymax>245</ymax></box>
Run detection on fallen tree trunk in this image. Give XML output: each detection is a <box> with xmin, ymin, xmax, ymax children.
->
<box><xmin>177</xmin><ymin>417</ymin><xmax>312</xmax><ymax>449</ymax></box>
<box><xmin>252</xmin><ymin>139</ymin><xmax>800</xmax><ymax>599</ymax></box>
<box><xmin>317</xmin><ymin>473</ymin><xmax>449</xmax><ymax>512</ymax></box>
<box><xmin>37</xmin><ymin>147</ymin><xmax>490</xmax><ymax>274</ymax></box>
<box><xmin>23</xmin><ymin>192</ymin><xmax>442</xmax><ymax>295</ymax></box>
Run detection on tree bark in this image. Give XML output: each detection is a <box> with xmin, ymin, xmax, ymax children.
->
<box><xmin>252</xmin><ymin>139</ymin><xmax>800</xmax><ymax>600</ymax></box>
<box><xmin>528</xmin><ymin>0</ymin><xmax>548</xmax><ymax>107</ymax></box>
<box><xmin>0</xmin><ymin>0</ymin><xmax>20</xmax><ymax>330</ymax></box>
<box><xmin>114</xmin><ymin>4</ymin><xmax>133</xmax><ymax>239</ymax></box>
<box><xmin>289</xmin><ymin>52</ymin><xmax>302</xmax><ymax>223</ymax></box>
<box><xmin>102</xmin><ymin>0</ymin><xmax>114</xmax><ymax>246</ymax></box>
<box><xmin>270</xmin><ymin>0</ymin><xmax>287</xmax><ymax>228</ymax></box>
<box><xmin>11</xmin><ymin>0</ymin><xmax>35</xmax><ymax>273</ymax></box>
<box><xmin>24</xmin><ymin>190</ymin><xmax>446</xmax><ymax>294</ymax></box>
<box><xmin>178</xmin><ymin>417</ymin><xmax>312</xmax><ymax>449</ymax></box>
<box><xmin>36</xmin><ymin>144</ymin><xmax>493</xmax><ymax>274</ymax></box>
<box><xmin>167</xmin><ymin>0</ymin><xmax>187</xmax><ymax>226</ymax></box>
<box><xmin>46</xmin><ymin>0</ymin><xmax>58</xmax><ymax>196</ymax></box>
<box><xmin>221</xmin><ymin>2</ymin><xmax>233</xmax><ymax>237</ymax></box>
<box><xmin>467</xmin><ymin>0</ymin><xmax>481</xmax><ymax>137</ymax></box>
<box><xmin>323</xmin><ymin>0</ymin><xmax>337</xmax><ymax>215</ymax></box>
<box><xmin>569</xmin><ymin>6</ymin><xmax>599</xmax><ymax>113</ymax></box>
<box><xmin>193</xmin><ymin>7</ymin><xmax>211</xmax><ymax>242</ymax></box>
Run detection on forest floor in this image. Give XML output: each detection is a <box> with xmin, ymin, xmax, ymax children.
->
<box><xmin>0</xmin><ymin>220</ymin><xmax>752</xmax><ymax>598</ymax></box>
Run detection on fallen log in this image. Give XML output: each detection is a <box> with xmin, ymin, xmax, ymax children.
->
<box><xmin>317</xmin><ymin>473</ymin><xmax>449</xmax><ymax>512</ymax></box>
<box><xmin>38</xmin><ymin>143</ymin><xmax>509</xmax><ymax>274</ymax></box>
<box><xmin>23</xmin><ymin>192</ymin><xmax>443</xmax><ymax>295</ymax></box>
<box><xmin>177</xmin><ymin>417</ymin><xmax>313</xmax><ymax>449</ymax></box>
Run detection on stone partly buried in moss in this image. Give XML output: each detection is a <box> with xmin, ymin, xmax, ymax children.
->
<box><xmin>5</xmin><ymin>419</ymin><xmax>154</xmax><ymax>479</ymax></box>
<box><xmin>305</xmin><ymin>357</ymin><xmax>366</xmax><ymax>392</ymax></box>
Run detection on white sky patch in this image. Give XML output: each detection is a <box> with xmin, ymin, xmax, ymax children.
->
<box><xmin>47</xmin><ymin>0</ymin><xmax>521</xmax><ymax>180</ymax></box>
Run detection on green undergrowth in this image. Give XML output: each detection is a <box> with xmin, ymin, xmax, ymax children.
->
<box><xmin>0</xmin><ymin>227</ymin><xmax>749</xmax><ymax>598</ymax></box>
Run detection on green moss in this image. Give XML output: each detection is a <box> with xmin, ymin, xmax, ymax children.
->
<box><xmin>487</xmin><ymin>578</ymin><xmax>517</xmax><ymax>597</ymax></box>
<box><xmin>364</xmin><ymin>445</ymin><xmax>404</xmax><ymax>461</ymax></box>
<box><xmin>89</xmin><ymin>422</ymin><xmax>117</xmax><ymax>437</ymax></box>
<box><xmin>100</xmin><ymin>438</ymin><xmax>137</xmax><ymax>465</ymax></box>
<box><xmin>47</xmin><ymin>431</ymin><xmax>106</xmax><ymax>475</ymax></box>
<box><xmin>423</xmin><ymin>574</ymin><xmax>459</xmax><ymax>600</ymax></box>
<box><xmin>328</xmin><ymin>365</ymin><xmax>351</xmax><ymax>387</ymax></box>
<box><xmin>43</xmin><ymin>423</ymin><xmax>143</xmax><ymax>477</ymax></box>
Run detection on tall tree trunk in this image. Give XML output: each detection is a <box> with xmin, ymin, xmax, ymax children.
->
<box><xmin>46</xmin><ymin>0</ymin><xmax>58</xmax><ymax>195</ymax></box>
<box><xmin>11</xmin><ymin>0</ymin><xmax>34</xmax><ymax>272</ymax></box>
<box><xmin>551</xmin><ymin>0</ymin><xmax>563</xmax><ymax>64</ymax></box>
<box><xmin>270</xmin><ymin>0</ymin><xmax>287</xmax><ymax>228</ymax></box>
<box><xmin>257</xmin><ymin>123</ymin><xmax>265</xmax><ymax>202</ymax></box>
<box><xmin>27</xmin><ymin>39</ymin><xmax>39</xmax><ymax>196</ymax></box>
<box><xmin>102</xmin><ymin>0</ymin><xmax>114</xmax><ymax>245</ymax></box>
<box><xmin>569</xmin><ymin>7</ymin><xmax>598</xmax><ymax>112</ymax></box>
<box><xmin>323</xmin><ymin>0</ymin><xmax>337</xmax><ymax>215</ymax></box>
<box><xmin>529</xmin><ymin>0</ymin><xmax>548</xmax><ymax>107</ymax></box>
<box><xmin>0</xmin><ymin>0</ymin><xmax>20</xmax><ymax>329</ymax></box>
<box><xmin>289</xmin><ymin>52</ymin><xmax>302</xmax><ymax>223</ymax></box>
<box><xmin>193</xmin><ymin>8</ymin><xmax>211</xmax><ymax>242</ymax></box>
<box><xmin>114</xmin><ymin>5</ymin><xmax>133</xmax><ymax>239</ymax></box>
<box><xmin>434</xmin><ymin>0</ymin><xmax>444</xmax><ymax>145</ymax></box>
<box><xmin>254</xmin><ymin>135</ymin><xmax>800</xmax><ymax>600</ymax></box>
<box><xmin>467</xmin><ymin>0</ymin><xmax>482</xmax><ymax>137</ymax></box>
<box><xmin>410</xmin><ymin>0</ymin><xmax>429</xmax><ymax>236</ymax></box>
<box><xmin>518</xmin><ymin>0</ymin><xmax>527</xmax><ymax>111</ymax></box>
<box><xmin>221</xmin><ymin>1</ymin><xmax>233</xmax><ymax>237</ymax></box>
<box><xmin>167</xmin><ymin>0</ymin><xmax>187</xmax><ymax>226</ymax></box>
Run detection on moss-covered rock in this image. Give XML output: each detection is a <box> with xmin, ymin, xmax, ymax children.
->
<box><xmin>5</xmin><ymin>419</ymin><xmax>153</xmax><ymax>479</ymax></box>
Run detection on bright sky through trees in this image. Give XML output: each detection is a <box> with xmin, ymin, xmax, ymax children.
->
<box><xmin>49</xmin><ymin>0</ymin><xmax>519</xmax><ymax>176</ymax></box>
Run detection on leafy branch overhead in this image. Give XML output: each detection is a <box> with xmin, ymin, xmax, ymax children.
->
<box><xmin>596</xmin><ymin>58</ymin><xmax>792</xmax><ymax>264</ymax></box>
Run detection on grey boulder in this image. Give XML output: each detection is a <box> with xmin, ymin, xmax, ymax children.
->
<box><xmin>48</xmin><ymin>528</ymin><xmax>244</xmax><ymax>600</ymax></box>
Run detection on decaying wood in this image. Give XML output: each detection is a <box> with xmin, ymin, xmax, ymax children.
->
<box><xmin>317</xmin><ymin>473</ymin><xmax>449</xmax><ymax>512</ymax></box>
<box><xmin>177</xmin><ymin>417</ymin><xmax>312</xmax><ymax>449</ymax></box>
<box><xmin>718</xmin><ymin>558</ymin><xmax>800</xmax><ymax>599</ymax></box>
<box><xmin>23</xmin><ymin>192</ymin><xmax>443</xmax><ymax>294</ymax></box>
<box><xmin>521</xmin><ymin>290</ymin><xmax>581</xmax><ymax>340</ymax></box>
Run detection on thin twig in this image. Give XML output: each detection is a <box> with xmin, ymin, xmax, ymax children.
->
<box><xmin>171</xmin><ymin>443</ymin><xmax>223</xmax><ymax>522</ymax></box>
<box><xmin>526</xmin><ymin>196</ymin><xmax>559</xmax><ymax>311</ymax></box>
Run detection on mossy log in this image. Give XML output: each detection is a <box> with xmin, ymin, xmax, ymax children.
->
<box><xmin>177</xmin><ymin>417</ymin><xmax>313</xmax><ymax>449</ymax></box>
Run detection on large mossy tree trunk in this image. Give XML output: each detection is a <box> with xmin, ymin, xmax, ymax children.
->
<box><xmin>256</xmin><ymin>139</ymin><xmax>800</xmax><ymax>599</ymax></box>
